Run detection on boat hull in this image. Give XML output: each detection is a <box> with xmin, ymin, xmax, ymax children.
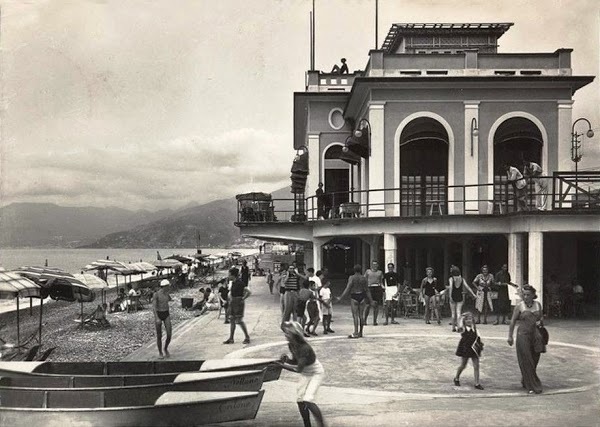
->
<box><xmin>0</xmin><ymin>359</ymin><xmax>281</xmax><ymax>383</ymax></box>
<box><xmin>0</xmin><ymin>390</ymin><xmax>265</xmax><ymax>427</ymax></box>
<box><xmin>0</xmin><ymin>370</ymin><xmax>265</xmax><ymax>393</ymax></box>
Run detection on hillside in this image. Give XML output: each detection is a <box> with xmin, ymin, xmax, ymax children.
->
<box><xmin>82</xmin><ymin>198</ymin><xmax>238</xmax><ymax>248</ymax></box>
<box><xmin>0</xmin><ymin>203</ymin><xmax>172</xmax><ymax>248</ymax></box>
<box><xmin>83</xmin><ymin>187</ymin><xmax>294</xmax><ymax>248</ymax></box>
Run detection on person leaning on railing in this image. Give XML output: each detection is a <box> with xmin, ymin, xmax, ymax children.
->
<box><xmin>523</xmin><ymin>160</ymin><xmax>548</xmax><ymax>211</ymax></box>
<box><xmin>504</xmin><ymin>163</ymin><xmax>528</xmax><ymax>211</ymax></box>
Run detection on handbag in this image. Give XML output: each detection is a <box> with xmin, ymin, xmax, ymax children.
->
<box><xmin>537</xmin><ymin>325</ymin><xmax>549</xmax><ymax>345</ymax></box>
<box><xmin>471</xmin><ymin>336</ymin><xmax>484</xmax><ymax>357</ymax></box>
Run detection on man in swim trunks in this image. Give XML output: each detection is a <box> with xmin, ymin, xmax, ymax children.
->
<box><xmin>383</xmin><ymin>263</ymin><xmax>403</xmax><ymax>325</ymax></box>
<box><xmin>223</xmin><ymin>267</ymin><xmax>252</xmax><ymax>345</ymax></box>
<box><xmin>364</xmin><ymin>261</ymin><xmax>384</xmax><ymax>326</ymax></box>
<box><xmin>336</xmin><ymin>264</ymin><xmax>374</xmax><ymax>338</ymax></box>
<box><xmin>152</xmin><ymin>279</ymin><xmax>173</xmax><ymax>359</ymax></box>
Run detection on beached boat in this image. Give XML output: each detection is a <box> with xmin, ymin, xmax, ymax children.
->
<box><xmin>0</xmin><ymin>369</ymin><xmax>264</xmax><ymax>393</ymax></box>
<box><xmin>0</xmin><ymin>390</ymin><xmax>264</xmax><ymax>426</ymax></box>
<box><xmin>0</xmin><ymin>359</ymin><xmax>281</xmax><ymax>383</ymax></box>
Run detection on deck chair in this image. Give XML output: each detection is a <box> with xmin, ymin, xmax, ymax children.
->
<box><xmin>37</xmin><ymin>347</ymin><xmax>56</xmax><ymax>361</ymax></box>
<box><xmin>401</xmin><ymin>294</ymin><xmax>420</xmax><ymax>319</ymax></box>
<box><xmin>23</xmin><ymin>345</ymin><xmax>41</xmax><ymax>361</ymax></box>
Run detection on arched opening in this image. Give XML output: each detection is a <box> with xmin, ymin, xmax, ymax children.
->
<box><xmin>400</xmin><ymin>118</ymin><xmax>449</xmax><ymax>216</ymax></box>
<box><xmin>323</xmin><ymin>144</ymin><xmax>351</xmax><ymax>213</ymax></box>
<box><xmin>493</xmin><ymin>117</ymin><xmax>543</xmax><ymax>207</ymax></box>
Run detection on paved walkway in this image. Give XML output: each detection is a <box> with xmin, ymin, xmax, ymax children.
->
<box><xmin>127</xmin><ymin>277</ymin><xmax>600</xmax><ymax>427</ymax></box>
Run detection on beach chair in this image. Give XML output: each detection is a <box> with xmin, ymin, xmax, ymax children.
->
<box><xmin>37</xmin><ymin>346</ymin><xmax>56</xmax><ymax>361</ymax></box>
<box><xmin>401</xmin><ymin>293</ymin><xmax>420</xmax><ymax>318</ymax></box>
<box><xmin>128</xmin><ymin>294</ymin><xmax>144</xmax><ymax>313</ymax></box>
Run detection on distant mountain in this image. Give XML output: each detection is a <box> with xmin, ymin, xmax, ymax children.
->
<box><xmin>0</xmin><ymin>203</ymin><xmax>173</xmax><ymax>248</ymax></box>
<box><xmin>82</xmin><ymin>197</ymin><xmax>240</xmax><ymax>248</ymax></box>
<box><xmin>83</xmin><ymin>186</ymin><xmax>294</xmax><ymax>249</ymax></box>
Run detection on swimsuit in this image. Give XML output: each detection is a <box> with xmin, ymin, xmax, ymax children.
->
<box><xmin>351</xmin><ymin>292</ymin><xmax>366</xmax><ymax>303</ymax></box>
<box><xmin>157</xmin><ymin>311</ymin><xmax>170</xmax><ymax>321</ymax></box>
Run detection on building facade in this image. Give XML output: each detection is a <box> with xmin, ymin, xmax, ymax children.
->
<box><xmin>236</xmin><ymin>23</ymin><xmax>599</xmax><ymax>307</ymax></box>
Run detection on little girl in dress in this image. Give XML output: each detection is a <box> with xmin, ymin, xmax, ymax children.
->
<box><xmin>453</xmin><ymin>312</ymin><xmax>484</xmax><ymax>390</ymax></box>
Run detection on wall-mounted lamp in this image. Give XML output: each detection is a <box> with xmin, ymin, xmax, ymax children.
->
<box><xmin>470</xmin><ymin>117</ymin><xmax>479</xmax><ymax>157</ymax></box>
<box><xmin>354</xmin><ymin>118</ymin><xmax>372</xmax><ymax>156</ymax></box>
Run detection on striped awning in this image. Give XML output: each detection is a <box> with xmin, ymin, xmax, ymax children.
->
<box><xmin>0</xmin><ymin>270</ymin><xmax>42</xmax><ymax>299</ymax></box>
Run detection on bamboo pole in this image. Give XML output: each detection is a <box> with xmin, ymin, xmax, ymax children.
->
<box><xmin>16</xmin><ymin>297</ymin><xmax>20</xmax><ymax>347</ymax></box>
<box><xmin>38</xmin><ymin>298</ymin><xmax>43</xmax><ymax>345</ymax></box>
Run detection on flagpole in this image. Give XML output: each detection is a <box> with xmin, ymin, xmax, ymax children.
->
<box><xmin>375</xmin><ymin>0</ymin><xmax>378</xmax><ymax>49</ymax></box>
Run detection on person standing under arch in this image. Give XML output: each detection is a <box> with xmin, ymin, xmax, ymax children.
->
<box><xmin>364</xmin><ymin>261</ymin><xmax>384</xmax><ymax>326</ymax></box>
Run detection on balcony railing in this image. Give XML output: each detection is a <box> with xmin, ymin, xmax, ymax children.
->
<box><xmin>236</xmin><ymin>172</ymin><xmax>600</xmax><ymax>224</ymax></box>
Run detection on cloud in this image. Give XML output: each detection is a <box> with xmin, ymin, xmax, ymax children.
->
<box><xmin>0</xmin><ymin>127</ymin><xmax>293</xmax><ymax>210</ymax></box>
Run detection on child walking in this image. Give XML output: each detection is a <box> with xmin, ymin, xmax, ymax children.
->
<box><xmin>319</xmin><ymin>279</ymin><xmax>335</xmax><ymax>334</ymax></box>
<box><xmin>277</xmin><ymin>321</ymin><xmax>326</xmax><ymax>427</ymax></box>
<box><xmin>453</xmin><ymin>312</ymin><xmax>484</xmax><ymax>390</ymax></box>
<box><xmin>305</xmin><ymin>281</ymin><xmax>321</xmax><ymax>336</ymax></box>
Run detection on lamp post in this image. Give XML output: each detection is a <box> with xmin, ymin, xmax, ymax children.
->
<box><xmin>571</xmin><ymin>118</ymin><xmax>595</xmax><ymax>173</ymax></box>
<box><xmin>470</xmin><ymin>118</ymin><xmax>479</xmax><ymax>157</ymax></box>
<box><xmin>571</xmin><ymin>118</ymin><xmax>595</xmax><ymax>206</ymax></box>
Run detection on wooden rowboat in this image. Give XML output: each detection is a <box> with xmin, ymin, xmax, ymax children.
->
<box><xmin>0</xmin><ymin>359</ymin><xmax>281</xmax><ymax>383</ymax></box>
<box><xmin>0</xmin><ymin>369</ymin><xmax>265</xmax><ymax>393</ymax></box>
<box><xmin>0</xmin><ymin>390</ymin><xmax>265</xmax><ymax>426</ymax></box>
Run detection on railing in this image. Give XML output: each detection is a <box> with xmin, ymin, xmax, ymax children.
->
<box><xmin>236</xmin><ymin>174</ymin><xmax>600</xmax><ymax>224</ymax></box>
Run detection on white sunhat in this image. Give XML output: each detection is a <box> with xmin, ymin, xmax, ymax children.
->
<box><xmin>160</xmin><ymin>279</ymin><xmax>170</xmax><ymax>287</ymax></box>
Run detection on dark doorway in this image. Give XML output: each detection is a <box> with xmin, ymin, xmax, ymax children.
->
<box><xmin>324</xmin><ymin>168</ymin><xmax>349</xmax><ymax>210</ymax></box>
<box><xmin>400</xmin><ymin>118</ymin><xmax>449</xmax><ymax>216</ymax></box>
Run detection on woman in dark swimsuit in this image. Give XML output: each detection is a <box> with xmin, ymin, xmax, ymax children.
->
<box><xmin>420</xmin><ymin>267</ymin><xmax>441</xmax><ymax>325</ymax></box>
<box><xmin>336</xmin><ymin>264</ymin><xmax>373</xmax><ymax>339</ymax></box>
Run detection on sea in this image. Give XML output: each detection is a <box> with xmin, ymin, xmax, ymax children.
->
<box><xmin>0</xmin><ymin>248</ymin><xmax>258</xmax><ymax>274</ymax></box>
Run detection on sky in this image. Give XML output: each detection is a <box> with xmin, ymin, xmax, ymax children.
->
<box><xmin>0</xmin><ymin>0</ymin><xmax>598</xmax><ymax>211</ymax></box>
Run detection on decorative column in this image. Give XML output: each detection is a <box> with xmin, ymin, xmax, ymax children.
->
<box><xmin>528</xmin><ymin>232</ymin><xmax>544</xmax><ymax>307</ymax></box>
<box><xmin>369</xmin><ymin>236</ymin><xmax>380</xmax><ymax>265</ymax></box>
<box><xmin>367</xmin><ymin>102</ymin><xmax>386</xmax><ymax>217</ymax></box>
<box><xmin>508</xmin><ymin>233</ymin><xmax>524</xmax><ymax>305</ymax></box>
<box><xmin>312</xmin><ymin>237</ymin><xmax>326</xmax><ymax>270</ymax></box>
<box><xmin>557</xmin><ymin>101</ymin><xmax>574</xmax><ymax>172</ymax></box>
<box><xmin>462</xmin><ymin>239</ymin><xmax>471</xmax><ymax>284</ymax></box>
<box><xmin>360</xmin><ymin>159</ymin><xmax>368</xmax><ymax>216</ymax></box>
<box><xmin>443</xmin><ymin>240</ymin><xmax>451</xmax><ymax>286</ymax></box>
<box><xmin>464</xmin><ymin>102</ymin><xmax>480</xmax><ymax>214</ymax></box>
<box><xmin>307</xmin><ymin>133</ymin><xmax>320</xmax><ymax>219</ymax></box>
<box><xmin>383</xmin><ymin>234</ymin><xmax>397</xmax><ymax>267</ymax></box>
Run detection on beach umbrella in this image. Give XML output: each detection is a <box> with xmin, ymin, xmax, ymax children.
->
<box><xmin>0</xmin><ymin>268</ymin><xmax>43</xmax><ymax>347</ymax></box>
<box><xmin>13</xmin><ymin>266</ymin><xmax>92</xmax><ymax>303</ymax></box>
<box><xmin>152</xmin><ymin>259</ymin><xmax>182</xmax><ymax>269</ymax></box>
<box><xmin>73</xmin><ymin>273</ymin><xmax>109</xmax><ymax>304</ymax></box>
<box><xmin>0</xmin><ymin>269</ymin><xmax>42</xmax><ymax>347</ymax></box>
<box><xmin>83</xmin><ymin>260</ymin><xmax>133</xmax><ymax>292</ymax></box>
<box><xmin>165</xmin><ymin>255</ymin><xmax>195</xmax><ymax>263</ymax></box>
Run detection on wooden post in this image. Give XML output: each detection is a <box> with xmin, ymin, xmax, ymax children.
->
<box><xmin>16</xmin><ymin>297</ymin><xmax>20</xmax><ymax>347</ymax></box>
<box><xmin>80</xmin><ymin>301</ymin><xmax>84</xmax><ymax>327</ymax></box>
<box><xmin>38</xmin><ymin>298</ymin><xmax>43</xmax><ymax>345</ymax></box>
<box><xmin>29</xmin><ymin>297</ymin><xmax>33</xmax><ymax>316</ymax></box>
